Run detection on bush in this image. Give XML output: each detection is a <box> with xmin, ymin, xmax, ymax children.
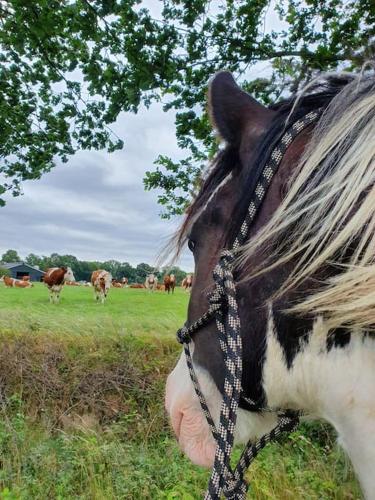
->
<box><xmin>0</xmin><ymin>266</ymin><xmax>10</xmax><ymax>277</ymax></box>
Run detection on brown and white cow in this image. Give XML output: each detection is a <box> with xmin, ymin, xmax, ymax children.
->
<box><xmin>145</xmin><ymin>273</ymin><xmax>158</xmax><ymax>292</ymax></box>
<box><xmin>164</xmin><ymin>274</ymin><xmax>176</xmax><ymax>294</ymax></box>
<box><xmin>181</xmin><ymin>274</ymin><xmax>193</xmax><ymax>292</ymax></box>
<box><xmin>43</xmin><ymin>267</ymin><xmax>75</xmax><ymax>303</ymax></box>
<box><xmin>112</xmin><ymin>280</ymin><xmax>123</xmax><ymax>288</ymax></box>
<box><xmin>2</xmin><ymin>276</ymin><xmax>33</xmax><ymax>288</ymax></box>
<box><xmin>91</xmin><ymin>270</ymin><xmax>112</xmax><ymax>303</ymax></box>
<box><xmin>65</xmin><ymin>280</ymin><xmax>80</xmax><ymax>286</ymax></box>
<box><xmin>129</xmin><ymin>283</ymin><xmax>145</xmax><ymax>289</ymax></box>
<box><xmin>121</xmin><ymin>277</ymin><xmax>129</xmax><ymax>287</ymax></box>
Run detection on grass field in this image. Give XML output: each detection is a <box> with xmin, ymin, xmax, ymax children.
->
<box><xmin>0</xmin><ymin>282</ymin><xmax>187</xmax><ymax>338</ymax></box>
<box><xmin>0</xmin><ymin>283</ymin><xmax>361</xmax><ymax>499</ymax></box>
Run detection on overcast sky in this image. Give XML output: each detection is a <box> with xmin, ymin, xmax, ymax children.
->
<box><xmin>0</xmin><ymin>101</ymin><xmax>195</xmax><ymax>270</ymax></box>
<box><xmin>0</xmin><ymin>1</ymin><xmax>282</xmax><ymax>272</ymax></box>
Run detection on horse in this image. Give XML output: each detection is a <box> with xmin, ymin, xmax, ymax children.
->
<box><xmin>43</xmin><ymin>267</ymin><xmax>75</xmax><ymax>303</ymax></box>
<box><xmin>145</xmin><ymin>273</ymin><xmax>158</xmax><ymax>292</ymax></box>
<box><xmin>164</xmin><ymin>274</ymin><xmax>176</xmax><ymax>294</ymax></box>
<box><xmin>181</xmin><ymin>274</ymin><xmax>193</xmax><ymax>292</ymax></box>
<box><xmin>165</xmin><ymin>71</ymin><xmax>375</xmax><ymax>498</ymax></box>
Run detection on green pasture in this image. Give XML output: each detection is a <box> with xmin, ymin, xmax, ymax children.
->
<box><xmin>0</xmin><ymin>282</ymin><xmax>188</xmax><ymax>339</ymax></box>
<box><xmin>0</xmin><ymin>284</ymin><xmax>360</xmax><ymax>499</ymax></box>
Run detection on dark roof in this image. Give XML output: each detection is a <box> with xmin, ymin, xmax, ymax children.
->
<box><xmin>0</xmin><ymin>262</ymin><xmax>45</xmax><ymax>274</ymax></box>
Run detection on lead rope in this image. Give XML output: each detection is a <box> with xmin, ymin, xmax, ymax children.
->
<box><xmin>177</xmin><ymin>109</ymin><xmax>322</xmax><ymax>499</ymax></box>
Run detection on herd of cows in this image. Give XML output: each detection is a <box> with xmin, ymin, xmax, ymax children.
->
<box><xmin>0</xmin><ymin>266</ymin><xmax>194</xmax><ymax>304</ymax></box>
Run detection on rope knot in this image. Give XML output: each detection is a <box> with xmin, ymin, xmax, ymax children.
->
<box><xmin>219</xmin><ymin>249</ymin><xmax>236</xmax><ymax>268</ymax></box>
<box><xmin>222</xmin><ymin>473</ymin><xmax>248</xmax><ymax>499</ymax></box>
<box><xmin>176</xmin><ymin>325</ymin><xmax>191</xmax><ymax>344</ymax></box>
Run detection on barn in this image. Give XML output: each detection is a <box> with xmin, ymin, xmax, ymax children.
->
<box><xmin>1</xmin><ymin>262</ymin><xmax>45</xmax><ymax>282</ymax></box>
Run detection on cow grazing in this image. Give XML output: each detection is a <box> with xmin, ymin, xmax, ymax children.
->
<box><xmin>91</xmin><ymin>270</ymin><xmax>112</xmax><ymax>303</ymax></box>
<box><xmin>181</xmin><ymin>274</ymin><xmax>193</xmax><ymax>291</ymax></box>
<box><xmin>2</xmin><ymin>276</ymin><xmax>33</xmax><ymax>288</ymax></box>
<box><xmin>163</xmin><ymin>274</ymin><xmax>176</xmax><ymax>294</ymax></box>
<box><xmin>43</xmin><ymin>267</ymin><xmax>75</xmax><ymax>303</ymax></box>
<box><xmin>145</xmin><ymin>274</ymin><xmax>158</xmax><ymax>292</ymax></box>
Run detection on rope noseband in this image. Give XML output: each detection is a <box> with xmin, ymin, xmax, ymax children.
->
<box><xmin>176</xmin><ymin>110</ymin><xmax>321</xmax><ymax>499</ymax></box>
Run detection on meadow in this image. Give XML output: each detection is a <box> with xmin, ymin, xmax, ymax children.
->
<box><xmin>0</xmin><ymin>283</ymin><xmax>361</xmax><ymax>499</ymax></box>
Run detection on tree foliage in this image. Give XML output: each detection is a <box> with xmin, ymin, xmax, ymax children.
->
<box><xmin>0</xmin><ymin>266</ymin><xmax>10</xmax><ymax>277</ymax></box>
<box><xmin>1</xmin><ymin>0</ymin><xmax>373</xmax><ymax>214</ymax></box>
<box><xmin>22</xmin><ymin>250</ymin><xmax>189</xmax><ymax>283</ymax></box>
<box><xmin>1</xmin><ymin>249</ymin><xmax>21</xmax><ymax>262</ymax></box>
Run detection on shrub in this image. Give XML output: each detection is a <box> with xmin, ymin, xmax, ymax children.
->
<box><xmin>0</xmin><ymin>266</ymin><xmax>10</xmax><ymax>277</ymax></box>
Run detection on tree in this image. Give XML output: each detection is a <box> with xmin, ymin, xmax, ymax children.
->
<box><xmin>25</xmin><ymin>253</ymin><xmax>43</xmax><ymax>269</ymax></box>
<box><xmin>0</xmin><ymin>266</ymin><xmax>10</xmax><ymax>277</ymax></box>
<box><xmin>1</xmin><ymin>1</ymin><xmax>373</xmax><ymax>213</ymax></box>
<box><xmin>1</xmin><ymin>249</ymin><xmax>21</xmax><ymax>263</ymax></box>
<box><xmin>135</xmin><ymin>263</ymin><xmax>155</xmax><ymax>283</ymax></box>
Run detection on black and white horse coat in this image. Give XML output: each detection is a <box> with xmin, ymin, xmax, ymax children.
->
<box><xmin>166</xmin><ymin>71</ymin><xmax>375</xmax><ymax>499</ymax></box>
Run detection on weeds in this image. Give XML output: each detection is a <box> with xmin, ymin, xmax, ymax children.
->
<box><xmin>0</xmin><ymin>286</ymin><xmax>361</xmax><ymax>498</ymax></box>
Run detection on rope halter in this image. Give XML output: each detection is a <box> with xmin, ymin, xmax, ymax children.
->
<box><xmin>176</xmin><ymin>109</ymin><xmax>322</xmax><ymax>499</ymax></box>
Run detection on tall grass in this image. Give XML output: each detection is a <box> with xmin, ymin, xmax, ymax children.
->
<box><xmin>0</xmin><ymin>285</ymin><xmax>361</xmax><ymax>498</ymax></box>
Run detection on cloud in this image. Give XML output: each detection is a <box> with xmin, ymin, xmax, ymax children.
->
<box><xmin>0</xmin><ymin>101</ymin><xmax>194</xmax><ymax>270</ymax></box>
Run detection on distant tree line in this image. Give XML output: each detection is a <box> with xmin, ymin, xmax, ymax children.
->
<box><xmin>0</xmin><ymin>249</ymin><xmax>189</xmax><ymax>284</ymax></box>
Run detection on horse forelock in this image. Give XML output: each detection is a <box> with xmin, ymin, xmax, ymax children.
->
<box><xmin>240</xmin><ymin>72</ymin><xmax>375</xmax><ymax>333</ymax></box>
<box><xmin>173</xmin><ymin>75</ymin><xmax>355</xmax><ymax>261</ymax></box>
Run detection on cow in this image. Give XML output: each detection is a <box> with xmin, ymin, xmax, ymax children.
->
<box><xmin>112</xmin><ymin>280</ymin><xmax>123</xmax><ymax>288</ymax></box>
<box><xmin>170</xmin><ymin>274</ymin><xmax>176</xmax><ymax>293</ymax></box>
<box><xmin>22</xmin><ymin>275</ymin><xmax>30</xmax><ymax>281</ymax></box>
<box><xmin>43</xmin><ymin>267</ymin><xmax>75</xmax><ymax>303</ymax></box>
<box><xmin>129</xmin><ymin>283</ymin><xmax>145</xmax><ymax>289</ymax></box>
<box><xmin>2</xmin><ymin>276</ymin><xmax>33</xmax><ymax>288</ymax></box>
<box><xmin>65</xmin><ymin>280</ymin><xmax>80</xmax><ymax>286</ymax></box>
<box><xmin>3</xmin><ymin>276</ymin><xmax>14</xmax><ymax>288</ymax></box>
<box><xmin>181</xmin><ymin>274</ymin><xmax>193</xmax><ymax>291</ymax></box>
<box><xmin>164</xmin><ymin>274</ymin><xmax>176</xmax><ymax>294</ymax></box>
<box><xmin>91</xmin><ymin>270</ymin><xmax>112</xmax><ymax>303</ymax></box>
<box><xmin>121</xmin><ymin>277</ymin><xmax>129</xmax><ymax>287</ymax></box>
<box><xmin>145</xmin><ymin>273</ymin><xmax>158</xmax><ymax>292</ymax></box>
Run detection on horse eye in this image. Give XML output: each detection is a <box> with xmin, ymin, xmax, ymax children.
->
<box><xmin>188</xmin><ymin>239</ymin><xmax>196</xmax><ymax>252</ymax></box>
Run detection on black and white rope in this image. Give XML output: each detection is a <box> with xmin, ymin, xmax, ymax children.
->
<box><xmin>176</xmin><ymin>109</ymin><xmax>321</xmax><ymax>500</ymax></box>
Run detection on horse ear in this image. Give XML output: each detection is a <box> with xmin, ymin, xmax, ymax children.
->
<box><xmin>208</xmin><ymin>71</ymin><xmax>274</xmax><ymax>146</ymax></box>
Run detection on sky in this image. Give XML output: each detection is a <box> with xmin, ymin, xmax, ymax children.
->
<box><xmin>0</xmin><ymin>1</ymin><xmax>282</xmax><ymax>272</ymax></box>
<box><xmin>0</xmin><ymin>101</ymin><xmax>194</xmax><ymax>270</ymax></box>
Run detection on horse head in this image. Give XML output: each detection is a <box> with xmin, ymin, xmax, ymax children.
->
<box><xmin>166</xmin><ymin>71</ymin><xmax>375</xmax><ymax>497</ymax></box>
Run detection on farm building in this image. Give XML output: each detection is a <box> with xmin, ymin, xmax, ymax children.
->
<box><xmin>1</xmin><ymin>262</ymin><xmax>45</xmax><ymax>282</ymax></box>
